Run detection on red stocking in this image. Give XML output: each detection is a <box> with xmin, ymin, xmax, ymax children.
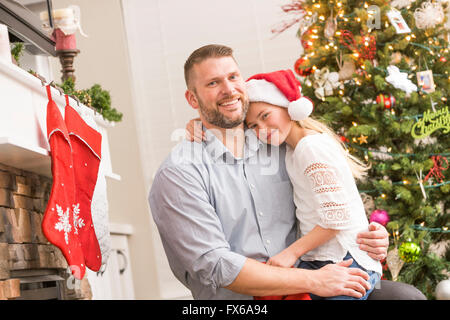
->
<box><xmin>42</xmin><ymin>86</ymin><xmax>85</xmax><ymax>279</ymax></box>
<box><xmin>64</xmin><ymin>96</ymin><xmax>102</xmax><ymax>271</ymax></box>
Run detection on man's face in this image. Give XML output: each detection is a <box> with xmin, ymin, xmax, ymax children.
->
<box><xmin>187</xmin><ymin>57</ymin><xmax>249</xmax><ymax>129</ymax></box>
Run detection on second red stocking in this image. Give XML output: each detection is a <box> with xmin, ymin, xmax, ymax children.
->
<box><xmin>64</xmin><ymin>96</ymin><xmax>103</xmax><ymax>271</ymax></box>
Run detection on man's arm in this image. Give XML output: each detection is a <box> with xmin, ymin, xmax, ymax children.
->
<box><xmin>150</xmin><ymin>165</ymin><xmax>372</xmax><ymax>299</ymax></box>
<box><xmin>357</xmin><ymin>222</ymin><xmax>389</xmax><ymax>261</ymax></box>
<box><xmin>225</xmin><ymin>258</ymin><xmax>371</xmax><ymax>298</ymax></box>
<box><xmin>149</xmin><ymin>166</ymin><xmax>247</xmax><ymax>292</ymax></box>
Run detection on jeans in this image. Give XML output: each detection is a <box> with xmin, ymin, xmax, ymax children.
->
<box><xmin>298</xmin><ymin>252</ymin><xmax>381</xmax><ymax>300</ymax></box>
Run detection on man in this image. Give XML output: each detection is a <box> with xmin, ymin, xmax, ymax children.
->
<box><xmin>149</xmin><ymin>44</ymin><xmax>424</xmax><ymax>300</ymax></box>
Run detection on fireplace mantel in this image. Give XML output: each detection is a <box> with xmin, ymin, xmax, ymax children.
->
<box><xmin>0</xmin><ymin>59</ymin><xmax>120</xmax><ymax>180</ymax></box>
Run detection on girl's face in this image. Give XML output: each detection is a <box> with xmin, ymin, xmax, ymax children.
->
<box><xmin>245</xmin><ymin>101</ymin><xmax>293</xmax><ymax>146</ymax></box>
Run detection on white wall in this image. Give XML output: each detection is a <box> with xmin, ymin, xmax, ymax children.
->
<box><xmin>121</xmin><ymin>0</ymin><xmax>303</xmax><ymax>299</ymax></box>
<box><xmin>47</xmin><ymin>0</ymin><xmax>161</xmax><ymax>299</ymax></box>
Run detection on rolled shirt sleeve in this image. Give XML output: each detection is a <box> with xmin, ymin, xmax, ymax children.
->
<box><xmin>149</xmin><ymin>165</ymin><xmax>246</xmax><ymax>294</ymax></box>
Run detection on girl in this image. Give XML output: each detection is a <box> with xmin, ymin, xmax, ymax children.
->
<box><xmin>188</xmin><ymin>69</ymin><xmax>382</xmax><ymax>300</ymax></box>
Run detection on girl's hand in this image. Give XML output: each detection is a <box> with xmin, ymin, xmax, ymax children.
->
<box><xmin>185</xmin><ymin>118</ymin><xmax>205</xmax><ymax>143</ymax></box>
<box><xmin>267</xmin><ymin>249</ymin><xmax>299</xmax><ymax>268</ymax></box>
<box><xmin>356</xmin><ymin>222</ymin><xmax>389</xmax><ymax>261</ymax></box>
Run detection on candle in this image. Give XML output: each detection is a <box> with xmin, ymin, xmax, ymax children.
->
<box><xmin>40</xmin><ymin>6</ymin><xmax>87</xmax><ymax>51</ymax></box>
<box><xmin>54</xmin><ymin>28</ymin><xmax>77</xmax><ymax>51</ymax></box>
<box><xmin>40</xmin><ymin>8</ymin><xmax>75</xmax><ymax>21</ymax></box>
<box><xmin>0</xmin><ymin>24</ymin><xmax>11</xmax><ymax>63</ymax></box>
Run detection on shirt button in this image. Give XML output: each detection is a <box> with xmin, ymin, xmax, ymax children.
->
<box><xmin>259</xmin><ymin>211</ymin><xmax>264</xmax><ymax>216</ymax></box>
<box><xmin>266</xmin><ymin>239</ymin><xmax>271</xmax><ymax>245</ymax></box>
<box><xmin>250</xmin><ymin>183</ymin><xmax>255</xmax><ymax>189</ymax></box>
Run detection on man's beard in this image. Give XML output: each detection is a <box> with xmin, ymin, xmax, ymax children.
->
<box><xmin>197</xmin><ymin>93</ymin><xmax>249</xmax><ymax>129</ymax></box>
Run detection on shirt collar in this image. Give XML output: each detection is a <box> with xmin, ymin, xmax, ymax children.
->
<box><xmin>203</xmin><ymin>124</ymin><xmax>263</xmax><ymax>162</ymax></box>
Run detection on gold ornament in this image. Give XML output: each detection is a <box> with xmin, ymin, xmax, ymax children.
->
<box><xmin>357</xmin><ymin>134</ymin><xmax>368</xmax><ymax>144</ymax></box>
<box><xmin>338</xmin><ymin>60</ymin><xmax>356</xmax><ymax>81</ymax></box>
<box><xmin>386</xmin><ymin>248</ymin><xmax>405</xmax><ymax>281</ymax></box>
<box><xmin>337</xmin><ymin>52</ymin><xmax>356</xmax><ymax>81</ymax></box>
<box><xmin>390</xmin><ymin>52</ymin><xmax>403</xmax><ymax>64</ymax></box>
<box><xmin>324</xmin><ymin>12</ymin><xmax>337</xmax><ymax>40</ymax></box>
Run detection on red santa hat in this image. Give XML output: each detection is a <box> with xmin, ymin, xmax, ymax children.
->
<box><xmin>246</xmin><ymin>69</ymin><xmax>313</xmax><ymax>121</ymax></box>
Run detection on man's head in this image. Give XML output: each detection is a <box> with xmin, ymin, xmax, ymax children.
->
<box><xmin>184</xmin><ymin>44</ymin><xmax>249</xmax><ymax>129</ymax></box>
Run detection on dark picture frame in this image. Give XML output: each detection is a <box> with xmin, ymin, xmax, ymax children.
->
<box><xmin>0</xmin><ymin>0</ymin><xmax>55</xmax><ymax>56</ymax></box>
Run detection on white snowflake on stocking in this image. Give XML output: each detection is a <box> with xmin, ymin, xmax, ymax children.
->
<box><xmin>72</xmin><ymin>203</ymin><xmax>85</xmax><ymax>235</ymax></box>
<box><xmin>54</xmin><ymin>204</ymin><xmax>72</xmax><ymax>245</ymax></box>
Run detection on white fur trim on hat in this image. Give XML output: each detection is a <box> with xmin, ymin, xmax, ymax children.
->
<box><xmin>288</xmin><ymin>97</ymin><xmax>314</xmax><ymax>121</ymax></box>
<box><xmin>246</xmin><ymin>79</ymin><xmax>313</xmax><ymax>121</ymax></box>
<box><xmin>246</xmin><ymin>79</ymin><xmax>289</xmax><ymax>107</ymax></box>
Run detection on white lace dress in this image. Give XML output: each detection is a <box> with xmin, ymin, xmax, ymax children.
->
<box><xmin>285</xmin><ymin>133</ymin><xmax>381</xmax><ymax>275</ymax></box>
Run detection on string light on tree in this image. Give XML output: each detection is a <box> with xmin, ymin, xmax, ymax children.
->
<box><xmin>275</xmin><ymin>0</ymin><xmax>450</xmax><ymax>299</ymax></box>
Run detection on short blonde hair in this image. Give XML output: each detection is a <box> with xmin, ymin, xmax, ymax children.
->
<box><xmin>184</xmin><ymin>44</ymin><xmax>235</xmax><ymax>89</ymax></box>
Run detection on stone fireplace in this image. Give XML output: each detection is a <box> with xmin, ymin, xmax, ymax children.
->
<box><xmin>0</xmin><ymin>162</ymin><xmax>91</xmax><ymax>300</ymax></box>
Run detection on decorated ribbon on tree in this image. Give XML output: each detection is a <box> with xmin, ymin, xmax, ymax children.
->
<box><xmin>310</xmin><ymin>67</ymin><xmax>342</xmax><ymax>100</ymax></box>
<box><xmin>424</xmin><ymin>155</ymin><xmax>449</xmax><ymax>183</ymax></box>
<box><xmin>271</xmin><ymin>0</ymin><xmax>307</xmax><ymax>35</ymax></box>
<box><xmin>339</xmin><ymin>30</ymin><xmax>377</xmax><ymax>60</ymax></box>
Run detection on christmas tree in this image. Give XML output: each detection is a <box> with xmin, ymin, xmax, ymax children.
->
<box><xmin>276</xmin><ymin>0</ymin><xmax>449</xmax><ymax>299</ymax></box>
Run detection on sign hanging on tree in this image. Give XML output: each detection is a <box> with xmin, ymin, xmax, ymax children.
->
<box><xmin>411</xmin><ymin>106</ymin><xmax>450</xmax><ymax>138</ymax></box>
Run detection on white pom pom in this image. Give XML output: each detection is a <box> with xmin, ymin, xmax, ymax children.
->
<box><xmin>288</xmin><ymin>97</ymin><xmax>313</xmax><ymax>121</ymax></box>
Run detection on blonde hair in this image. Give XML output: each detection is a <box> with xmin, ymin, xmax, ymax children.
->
<box><xmin>296</xmin><ymin>117</ymin><xmax>370</xmax><ymax>181</ymax></box>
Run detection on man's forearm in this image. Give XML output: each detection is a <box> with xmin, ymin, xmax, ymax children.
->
<box><xmin>224</xmin><ymin>258</ymin><xmax>317</xmax><ymax>296</ymax></box>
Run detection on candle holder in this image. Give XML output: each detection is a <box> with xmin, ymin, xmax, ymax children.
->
<box><xmin>56</xmin><ymin>49</ymin><xmax>80</xmax><ymax>82</ymax></box>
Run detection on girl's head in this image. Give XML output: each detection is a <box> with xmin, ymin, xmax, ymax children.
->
<box><xmin>245</xmin><ymin>69</ymin><xmax>370</xmax><ymax>180</ymax></box>
<box><xmin>245</xmin><ymin>101</ymin><xmax>293</xmax><ymax>146</ymax></box>
<box><xmin>245</xmin><ymin>69</ymin><xmax>313</xmax><ymax>145</ymax></box>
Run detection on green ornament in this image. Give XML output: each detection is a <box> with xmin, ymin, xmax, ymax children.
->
<box><xmin>399</xmin><ymin>242</ymin><xmax>421</xmax><ymax>263</ymax></box>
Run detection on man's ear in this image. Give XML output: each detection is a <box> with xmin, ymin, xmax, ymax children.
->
<box><xmin>185</xmin><ymin>89</ymin><xmax>199</xmax><ymax>110</ymax></box>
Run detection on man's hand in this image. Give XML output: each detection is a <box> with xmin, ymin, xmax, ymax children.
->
<box><xmin>185</xmin><ymin>118</ymin><xmax>205</xmax><ymax>143</ymax></box>
<box><xmin>357</xmin><ymin>222</ymin><xmax>389</xmax><ymax>261</ymax></box>
<box><xmin>311</xmin><ymin>259</ymin><xmax>371</xmax><ymax>299</ymax></box>
<box><xmin>267</xmin><ymin>249</ymin><xmax>298</xmax><ymax>268</ymax></box>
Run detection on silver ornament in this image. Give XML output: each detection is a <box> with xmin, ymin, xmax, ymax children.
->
<box><xmin>414</xmin><ymin>1</ymin><xmax>445</xmax><ymax>30</ymax></box>
<box><xmin>435</xmin><ymin>279</ymin><xmax>450</xmax><ymax>300</ymax></box>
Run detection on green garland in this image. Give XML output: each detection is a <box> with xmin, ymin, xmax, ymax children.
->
<box><xmin>10</xmin><ymin>42</ymin><xmax>24</xmax><ymax>65</ymax></box>
<box><xmin>60</xmin><ymin>78</ymin><xmax>123</xmax><ymax>122</ymax></box>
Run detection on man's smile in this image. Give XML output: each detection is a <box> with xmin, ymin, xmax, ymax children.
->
<box><xmin>218</xmin><ymin>97</ymin><xmax>241</xmax><ymax>111</ymax></box>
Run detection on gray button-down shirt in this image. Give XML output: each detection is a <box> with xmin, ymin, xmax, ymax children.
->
<box><xmin>148</xmin><ymin>127</ymin><xmax>297</xmax><ymax>299</ymax></box>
